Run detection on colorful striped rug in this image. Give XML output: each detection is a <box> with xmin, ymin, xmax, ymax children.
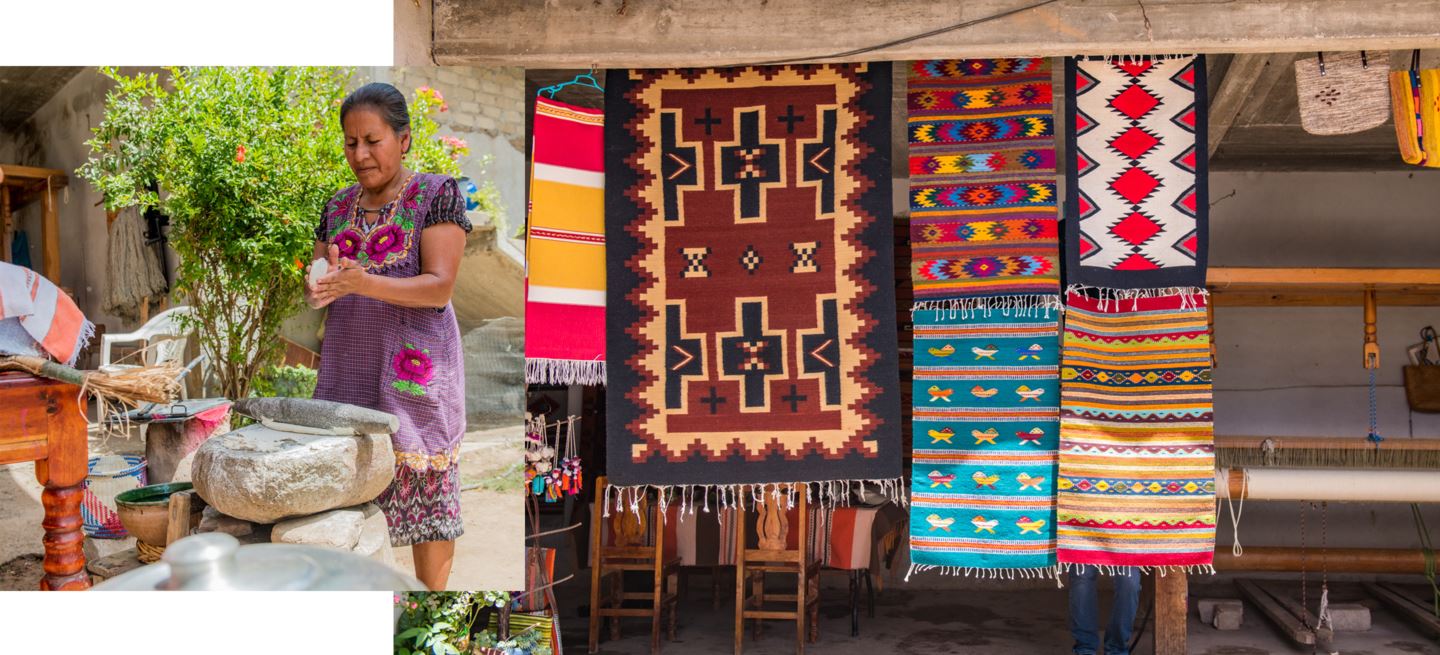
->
<box><xmin>909</xmin><ymin>309</ymin><xmax>1060</xmax><ymax>578</ymax></box>
<box><xmin>908</xmin><ymin>58</ymin><xmax>1060</xmax><ymax>310</ymax></box>
<box><xmin>524</xmin><ymin>97</ymin><xmax>607</xmax><ymax>386</ymax></box>
<box><xmin>1056</xmin><ymin>290</ymin><xmax>1216</xmax><ymax>573</ymax></box>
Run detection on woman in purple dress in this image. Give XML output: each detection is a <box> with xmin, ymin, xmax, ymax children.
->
<box><xmin>306</xmin><ymin>82</ymin><xmax>470</xmax><ymax>590</ymax></box>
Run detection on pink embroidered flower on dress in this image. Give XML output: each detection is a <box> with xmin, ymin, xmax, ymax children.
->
<box><xmin>391</xmin><ymin>344</ymin><xmax>434</xmax><ymax>396</ymax></box>
<box><xmin>334</xmin><ymin>228</ymin><xmax>365</xmax><ymax>259</ymax></box>
<box><xmin>401</xmin><ymin>184</ymin><xmax>422</xmax><ymax>212</ymax></box>
<box><xmin>364</xmin><ymin>223</ymin><xmax>406</xmax><ymax>261</ymax></box>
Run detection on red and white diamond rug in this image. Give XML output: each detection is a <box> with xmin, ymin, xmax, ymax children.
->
<box><xmin>1064</xmin><ymin>56</ymin><xmax>1207</xmax><ymax>291</ymax></box>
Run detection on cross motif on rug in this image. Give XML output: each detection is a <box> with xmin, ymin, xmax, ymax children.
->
<box><xmin>694</xmin><ymin>107</ymin><xmax>722</xmax><ymax>135</ymax></box>
<box><xmin>781</xmin><ymin>384</ymin><xmax>808</xmax><ymax>413</ymax></box>
<box><xmin>700</xmin><ymin>385</ymin><xmax>727</xmax><ymax>414</ymax></box>
<box><xmin>777</xmin><ymin>104</ymin><xmax>806</xmax><ymax>133</ymax></box>
<box><xmin>719</xmin><ymin>110</ymin><xmax>781</xmax><ymax>219</ymax></box>
<box><xmin>720</xmin><ymin>300</ymin><xmax>785</xmax><ymax>408</ymax></box>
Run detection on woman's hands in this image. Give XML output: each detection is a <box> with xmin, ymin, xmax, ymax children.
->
<box><xmin>304</xmin><ymin>244</ymin><xmax>337</xmax><ymax>309</ymax></box>
<box><xmin>306</xmin><ymin>244</ymin><xmax>369</xmax><ymax>309</ymax></box>
<box><xmin>312</xmin><ymin>260</ymin><xmax>370</xmax><ymax>308</ymax></box>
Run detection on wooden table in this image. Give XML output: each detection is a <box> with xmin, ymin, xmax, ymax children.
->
<box><xmin>0</xmin><ymin>372</ymin><xmax>90</xmax><ymax>590</ymax></box>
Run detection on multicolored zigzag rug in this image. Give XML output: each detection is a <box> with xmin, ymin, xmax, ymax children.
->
<box><xmin>1056</xmin><ymin>290</ymin><xmax>1216</xmax><ymax>572</ymax></box>
<box><xmin>909</xmin><ymin>309</ymin><xmax>1060</xmax><ymax>578</ymax></box>
<box><xmin>909</xmin><ymin>58</ymin><xmax>1061</xmax><ymax>310</ymax></box>
<box><xmin>603</xmin><ymin>63</ymin><xmax>902</xmax><ymax>508</ymax></box>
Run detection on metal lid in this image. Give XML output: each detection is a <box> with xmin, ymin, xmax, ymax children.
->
<box><xmin>94</xmin><ymin>533</ymin><xmax>426</xmax><ymax>591</ymax></box>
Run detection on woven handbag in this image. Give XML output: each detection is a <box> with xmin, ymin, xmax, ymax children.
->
<box><xmin>1390</xmin><ymin>50</ymin><xmax>1440</xmax><ymax>167</ymax></box>
<box><xmin>1404</xmin><ymin>328</ymin><xmax>1440</xmax><ymax>413</ymax></box>
<box><xmin>1294</xmin><ymin>51</ymin><xmax>1391</xmax><ymax>135</ymax></box>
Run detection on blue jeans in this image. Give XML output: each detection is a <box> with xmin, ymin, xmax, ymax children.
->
<box><xmin>1068</xmin><ymin>566</ymin><xmax>1141</xmax><ymax>655</ymax></box>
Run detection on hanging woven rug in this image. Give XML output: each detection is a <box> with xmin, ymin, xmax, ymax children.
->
<box><xmin>603</xmin><ymin>63</ymin><xmax>902</xmax><ymax>512</ymax></box>
<box><xmin>908</xmin><ymin>307</ymin><xmax>1060</xmax><ymax>579</ymax></box>
<box><xmin>1064</xmin><ymin>55</ymin><xmax>1208</xmax><ymax>295</ymax></box>
<box><xmin>525</xmin><ymin>97</ymin><xmax>608</xmax><ymax>385</ymax></box>
<box><xmin>908</xmin><ymin>58</ymin><xmax>1060</xmax><ymax>310</ymax></box>
<box><xmin>1056</xmin><ymin>290</ymin><xmax>1216</xmax><ymax>573</ymax></box>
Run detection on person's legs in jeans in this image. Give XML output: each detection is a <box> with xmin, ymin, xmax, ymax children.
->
<box><xmin>1103</xmin><ymin>568</ymin><xmax>1142</xmax><ymax>655</ymax></box>
<box><xmin>1068</xmin><ymin>565</ymin><xmax>1100</xmax><ymax>655</ymax></box>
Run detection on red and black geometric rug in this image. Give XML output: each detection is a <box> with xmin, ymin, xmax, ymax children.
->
<box><xmin>1064</xmin><ymin>56</ymin><xmax>1208</xmax><ymax>292</ymax></box>
<box><xmin>603</xmin><ymin>63</ymin><xmax>902</xmax><ymax>506</ymax></box>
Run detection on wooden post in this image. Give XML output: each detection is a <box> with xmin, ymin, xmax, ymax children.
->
<box><xmin>733</xmin><ymin>492</ymin><xmax>746</xmax><ymax>655</ymax></box>
<box><xmin>1363</xmin><ymin>288</ymin><xmax>1380</xmax><ymax>369</ymax></box>
<box><xmin>1153</xmin><ymin>570</ymin><xmax>1188</xmax><ymax>655</ymax></box>
<box><xmin>589</xmin><ymin>476</ymin><xmax>606</xmax><ymax>654</ymax></box>
<box><xmin>1206</xmin><ymin>301</ymin><xmax>1216</xmax><ymax>368</ymax></box>
<box><xmin>652</xmin><ymin>500</ymin><xmax>664</xmax><ymax>655</ymax></box>
<box><xmin>41</xmin><ymin>178</ymin><xmax>59</xmax><ymax>282</ymax></box>
<box><xmin>166</xmin><ymin>490</ymin><xmax>193</xmax><ymax>546</ymax></box>
<box><xmin>795</xmin><ymin>487</ymin><xmax>807</xmax><ymax>654</ymax></box>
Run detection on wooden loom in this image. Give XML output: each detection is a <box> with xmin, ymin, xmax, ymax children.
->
<box><xmin>1206</xmin><ymin>267</ymin><xmax>1440</xmax><ymax>651</ymax></box>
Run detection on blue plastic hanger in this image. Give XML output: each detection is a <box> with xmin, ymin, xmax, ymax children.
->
<box><xmin>537</xmin><ymin>68</ymin><xmax>604</xmax><ymax>98</ymax></box>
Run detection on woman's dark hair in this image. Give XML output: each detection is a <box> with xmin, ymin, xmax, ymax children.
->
<box><xmin>341</xmin><ymin>82</ymin><xmax>411</xmax><ymax>148</ymax></box>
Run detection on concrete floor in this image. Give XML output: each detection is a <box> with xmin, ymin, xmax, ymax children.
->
<box><xmin>553</xmin><ymin>566</ymin><xmax>1440</xmax><ymax>654</ymax></box>
<box><xmin>0</xmin><ymin>417</ymin><xmax>524</xmax><ymax>591</ymax></box>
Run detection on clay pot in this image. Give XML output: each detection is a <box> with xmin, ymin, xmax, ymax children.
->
<box><xmin>115</xmin><ymin>482</ymin><xmax>194</xmax><ymax>546</ymax></box>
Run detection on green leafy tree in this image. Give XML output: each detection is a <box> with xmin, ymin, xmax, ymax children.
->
<box><xmin>78</xmin><ymin>67</ymin><xmax>469</xmax><ymax>399</ymax></box>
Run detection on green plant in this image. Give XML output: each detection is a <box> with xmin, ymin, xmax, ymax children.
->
<box><xmin>77</xmin><ymin>67</ymin><xmax>471</xmax><ymax>399</ymax></box>
<box><xmin>250</xmin><ymin>364</ymin><xmax>318</xmax><ymax>399</ymax></box>
<box><xmin>473</xmin><ymin>626</ymin><xmax>553</xmax><ymax>655</ymax></box>
<box><xmin>394</xmin><ymin>592</ymin><xmax>499</xmax><ymax>655</ymax></box>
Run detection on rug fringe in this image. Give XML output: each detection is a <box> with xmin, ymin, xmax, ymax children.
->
<box><xmin>905</xmin><ymin>563</ymin><xmax>1061</xmax><ymax>584</ymax></box>
<box><xmin>1055</xmin><ymin>562</ymin><xmax>1216</xmax><ymax>576</ymax></box>
<box><xmin>1064</xmin><ymin>284</ymin><xmax>1209</xmax><ymax>312</ymax></box>
<box><xmin>525</xmin><ymin>357</ymin><xmax>606</xmax><ymax>386</ymax></box>
<box><xmin>911</xmin><ymin>294</ymin><xmax>1063</xmax><ymax>320</ymax></box>
<box><xmin>603</xmin><ymin>477</ymin><xmax>908</xmax><ymax>520</ymax></box>
<box><xmin>68</xmin><ymin>319</ymin><xmax>97</xmax><ymax>368</ymax></box>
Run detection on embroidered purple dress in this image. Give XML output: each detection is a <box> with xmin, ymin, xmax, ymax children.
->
<box><xmin>313</xmin><ymin>172</ymin><xmax>471</xmax><ymax>546</ymax></box>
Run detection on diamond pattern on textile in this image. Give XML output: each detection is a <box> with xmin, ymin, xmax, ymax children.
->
<box><xmin>1064</xmin><ymin>56</ymin><xmax>1208</xmax><ymax>289</ymax></box>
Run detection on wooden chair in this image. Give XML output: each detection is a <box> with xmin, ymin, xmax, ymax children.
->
<box><xmin>734</xmin><ymin>484</ymin><xmax>820</xmax><ymax>655</ymax></box>
<box><xmin>588</xmin><ymin>476</ymin><xmax>680</xmax><ymax>654</ymax></box>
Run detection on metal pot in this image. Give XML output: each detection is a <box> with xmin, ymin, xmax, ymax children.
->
<box><xmin>94</xmin><ymin>532</ymin><xmax>425</xmax><ymax>591</ymax></box>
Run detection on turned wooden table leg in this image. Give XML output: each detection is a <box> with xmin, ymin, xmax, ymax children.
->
<box><xmin>38</xmin><ymin>483</ymin><xmax>89</xmax><ymax>590</ymax></box>
<box><xmin>36</xmin><ymin>386</ymin><xmax>90</xmax><ymax>591</ymax></box>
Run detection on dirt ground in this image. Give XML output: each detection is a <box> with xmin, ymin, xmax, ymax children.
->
<box><xmin>0</xmin><ymin>419</ymin><xmax>522</xmax><ymax>591</ymax></box>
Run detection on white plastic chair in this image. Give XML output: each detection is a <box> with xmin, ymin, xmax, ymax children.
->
<box><xmin>100</xmin><ymin>305</ymin><xmax>197</xmax><ymax>398</ymax></box>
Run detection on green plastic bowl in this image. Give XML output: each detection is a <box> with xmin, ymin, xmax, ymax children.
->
<box><xmin>115</xmin><ymin>481</ymin><xmax>193</xmax><ymax>506</ymax></box>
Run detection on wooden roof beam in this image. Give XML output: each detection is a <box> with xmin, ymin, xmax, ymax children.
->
<box><xmin>1207</xmin><ymin>53</ymin><xmax>1269</xmax><ymax>156</ymax></box>
<box><xmin>434</xmin><ymin>0</ymin><xmax>1440</xmax><ymax>68</ymax></box>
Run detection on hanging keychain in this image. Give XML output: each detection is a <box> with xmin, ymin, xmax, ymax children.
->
<box><xmin>560</xmin><ymin>416</ymin><xmax>583</xmax><ymax>498</ymax></box>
